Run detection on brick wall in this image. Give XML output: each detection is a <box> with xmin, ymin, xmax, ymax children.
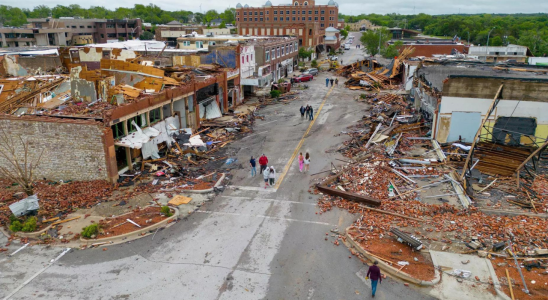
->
<box><xmin>0</xmin><ymin>117</ymin><xmax>110</xmax><ymax>182</ymax></box>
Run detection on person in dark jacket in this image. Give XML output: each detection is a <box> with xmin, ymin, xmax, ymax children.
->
<box><xmin>330</xmin><ymin>78</ymin><xmax>334</xmax><ymax>86</ymax></box>
<box><xmin>249</xmin><ymin>156</ymin><xmax>256</xmax><ymax>177</ymax></box>
<box><xmin>366</xmin><ymin>261</ymin><xmax>382</xmax><ymax>297</ymax></box>
<box><xmin>308</xmin><ymin>106</ymin><xmax>314</xmax><ymax>120</ymax></box>
<box><xmin>300</xmin><ymin>105</ymin><xmax>306</xmax><ymax>118</ymax></box>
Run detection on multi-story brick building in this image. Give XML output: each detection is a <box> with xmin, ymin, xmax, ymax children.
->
<box><xmin>235</xmin><ymin>0</ymin><xmax>339</xmax><ymax>52</ymax></box>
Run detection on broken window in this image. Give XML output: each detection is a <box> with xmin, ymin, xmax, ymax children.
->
<box><xmin>111</xmin><ymin>122</ymin><xmax>125</xmax><ymax>140</ymax></box>
<box><xmin>492</xmin><ymin>117</ymin><xmax>537</xmax><ymax>146</ymax></box>
<box><xmin>128</xmin><ymin>114</ymin><xmax>148</xmax><ymax>133</ymax></box>
<box><xmin>149</xmin><ymin>108</ymin><xmax>162</xmax><ymax>124</ymax></box>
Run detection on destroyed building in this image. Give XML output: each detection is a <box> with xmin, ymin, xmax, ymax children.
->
<box><xmin>0</xmin><ymin>43</ymin><xmax>244</xmax><ymax>183</ymax></box>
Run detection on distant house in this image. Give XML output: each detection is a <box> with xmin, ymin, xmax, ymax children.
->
<box><xmin>165</xmin><ymin>20</ymin><xmax>183</xmax><ymax>27</ymax></box>
<box><xmin>467</xmin><ymin>45</ymin><xmax>532</xmax><ymax>63</ymax></box>
<box><xmin>210</xmin><ymin>18</ymin><xmax>223</xmax><ymax>27</ymax></box>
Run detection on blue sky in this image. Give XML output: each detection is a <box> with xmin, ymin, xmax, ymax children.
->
<box><xmin>4</xmin><ymin>0</ymin><xmax>548</xmax><ymax>15</ymax></box>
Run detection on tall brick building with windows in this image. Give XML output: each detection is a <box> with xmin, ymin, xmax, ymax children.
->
<box><xmin>235</xmin><ymin>0</ymin><xmax>339</xmax><ymax>51</ymax></box>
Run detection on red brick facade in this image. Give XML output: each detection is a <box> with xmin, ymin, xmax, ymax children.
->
<box><xmin>236</xmin><ymin>0</ymin><xmax>338</xmax><ymax>49</ymax></box>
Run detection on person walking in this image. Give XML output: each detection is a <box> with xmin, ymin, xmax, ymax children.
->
<box><xmin>325</xmin><ymin>77</ymin><xmax>329</xmax><ymax>87</ymax></box>
<box><xmin>341</xmin><ymin>59</ymin><xmax>343</xmax><ymax>65</ymax></box>
<box><xmin>304</xmin><ymin>152</ymin><xmax>311</xmax><ymax>172</ymax></box>
<box><xmin>268</xmin><ymin>166</ymin><xmax>276</xmax><ymax>186</ymax></box>
<box><xmin>300</xmin><ymin>105</ymin><xmax>306</xmax><ymax>118</ymax></box>
<box><xmin>366</xmin><ymin>261</ymin><xmax>382</xmax><ymax>297</ymax></box>
<box><xmin>335</xmin><ymin>78</ymin><xmax>339</xmax><ymax>87</ymax></box>
<box><xmin>263</xmin><ymin>166</ymin><xmax>270</xmax><ymax>189</ymax></box>
<box><xmin>250</xmin><ymin>156</ymin><xmax>256</xmax><ymax>177</ymax></box>
<box><xmin>298</xmin><ymin>152</ymin><xmax>304</xmax><ymax>172</ymax></box>
<box><xmin>330</xmin><ymin>78</ymin><xmax>334</xmax><ymax>87</ymax></box>
<box><xmin>309</xmin><ymin>106</ymin><xmax>314</xmax><ymax>120</ymax></box>
<box><xmin>259</xmin><ymin>154</ymin><xmax>269</xmax><ymax>174</ymax></box>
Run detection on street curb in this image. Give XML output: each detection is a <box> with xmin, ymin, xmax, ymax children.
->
<box><xmin>9</xmin><ymin>224</ymin><xmax>53</xmax><ymax>239</ymax></box>
<box><xmin>485</xmin><ymin>258</ymin><xmax>512</xmax><ymax>300</ymax></box>
<box><xmin>345</xmin><ymin>228</ymin><xmax>441</xmax><ymax>286</ymax></box>
<box><xmin>163</xmin><ymin>173</ymin><xmax>226</xmax><ymax>194</ymax></box>
<box><xmin>79</xmin><ymin>207</ymin><xmax>179</xmax><ymax>246</ymax></box>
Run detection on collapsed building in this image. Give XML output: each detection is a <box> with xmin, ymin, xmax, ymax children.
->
<box><xmin>0</xmin><ymin>43</ymin><xmax>248</xmax><ymax>183</ymax></box>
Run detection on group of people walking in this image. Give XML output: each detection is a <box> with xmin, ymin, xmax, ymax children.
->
<box><xmin>300</xmin><ymin>105</ymin><xmax>314</xmax><ymax>121</ymax></box>
<box><xmin>325</xmin><ymin>77</ymin><xmax>339</xmax><ymax>87</ymax></box>
<box><xmin>249</xmin><ymin>152</ymin><xmax>312</xmax><ymax>188</ymax></box>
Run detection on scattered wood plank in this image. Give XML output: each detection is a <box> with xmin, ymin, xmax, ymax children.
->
<box><xmin>51</xmin><ymin>216</ymin><xmax>81</xmax><ymax>226</ymax></box>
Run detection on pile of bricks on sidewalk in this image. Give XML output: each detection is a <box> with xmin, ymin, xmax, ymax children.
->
<box><xmin>311</xmin><ymin>94</ymin><xmax>548</xmax><ymax>275</ymax></box>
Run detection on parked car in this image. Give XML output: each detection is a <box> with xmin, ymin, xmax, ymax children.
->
<box><xmin>293</xmin><ymin>74</ymin><xmax>314</xmax><ymax>82</ymax></box>
<box><xmin>303</xmin><ymin>68</ymin><xmax>319</xmax><ymax>76</ymax></box>
<box><xmin>344</xmin><ymin>44</ymin><xmax>351</xmax><ymax>50</ymax></box>
<box><xmin>330</xmin><ymin>56</ymin><xmax>339</xmax><ymax>61</ymax></box>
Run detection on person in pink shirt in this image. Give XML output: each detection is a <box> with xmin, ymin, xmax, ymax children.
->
<box><xmin>298</xmin><ymin>152</ymin><xmax>304</xmax><ymax>172</ymax></box>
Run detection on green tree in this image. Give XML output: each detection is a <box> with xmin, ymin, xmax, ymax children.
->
<box><xmin>360</xmin><ymin>28</ymin><xmax>391</xmax><ymax>56</ymax></box>
<box><xmin>490</xmin><ymin>36</ymin><xmax>503</xmax><ymax>46</ymax></box>
<box><xmin>339</xmin><ymin>29</ymin><xmax>348</xmax><ymax>39</ymax></box>
<box><xmin>30</xmin><ymin>5</ymin><xmax>52</xmax><ymax>18</ymax></box>
<box><xmin>139</xmin><ymin>31</ymin><xmax>154</xmax><ymax>40</ymax></box>
<box><xmin>220</xmin><ymin>8</ymin><xmax>235</xmax><ymax>25</ymax></box>
<box><xmin>298</xmin><ymin>47</ymin><xmax>313</xmax><ymax>61</ymax></box>
<box><xmin>382</xmin><ymin>41</ymin><xmax>403</xmax><ymax>59</ymax></box>
<box><xmin>344</xmin><ymin>25</ymin><xmax>350</xmax><ymax>32</ymax></box>
<box><xmin>219</xmin><ymin>21</ymin><xmax>226</xmax><ymax>29</ymax></box>
<box><xmin>204</xmin><ymin>9</ymin><xmax>219</xmax><ymax>26</ymax></box>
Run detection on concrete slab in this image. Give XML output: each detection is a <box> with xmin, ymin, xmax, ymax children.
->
<box><xmin>429</xmin><ymin>250</ymin><xmax>499</xmax><ymax>300</ymax></box>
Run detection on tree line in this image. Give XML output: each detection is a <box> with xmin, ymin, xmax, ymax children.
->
<box><xmin>341</xmin><ymin>13</ymin><xmax>548</xmax><ymax>56</ymax></box>
<box><xmin>0</xmin><ymin>4</ymin><xmax>236</xmax><ymax>28</ymax></box>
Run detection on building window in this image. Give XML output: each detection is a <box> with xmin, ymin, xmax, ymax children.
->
<box><xmin>309</xmin><ymin>10</ymin><xmax>312</xmax><ymax>14</ymax></box>
<box><xmin>277</xmin><ymin>47</ymin><xmax>280</xmax><ymax>57</ymax></box>
<box><xmin>315</xmin><ymin>17</ymin><xmax>318</xmax><ymax>21</ymax></box>
<box><xmin>286</xmin><ymin>17</ymin><xmax>290</xmax><ymax>21</ymax></box>
<box><xmin>266</xmin><ymin>49</ymin><xmax>270</xmax><ymax>61</ymax></box>
<box><xmin>286</xmin><ymin>45</ymin><xmax>289</xmax><ymax>54</ymax></box>
<box><xmin>321</xmin><ymin>17</ymin><xmax>325</xmax><ymax>21</ymax></box>
<box><xmin>149</xmin><ymin>108</ymin><xmax>161</xmax><ymax>124</ymax></box>
<box><xmin>208</xmin><ymin>41</ymin><xmax>216</xmax><ymax>45</ymax></box>
<box><xmin>315</xmin><ymin>10</ymin><xmax>318</xmax><ymax>14</ymax></box>
<box><xmin>302</xmin><ymin>10</ymin><xmax>306</xmax><ymax>14</ymax></box>
<box><xmin>87</xmin><ymin>26</ymin><xmax>92</xmax><ymax>28</ymax></box>
<box><xmin>292</xmin><ymin>10</ymin><xmax>296</xmax><ymax>14</ymax></box>
<box><xmin>308</xmin><ymin>17</ymin><xmax>312</xmax><ymax>21</ymax></box>
<box><xmin>237</xmin><ymin>12</ymin><xmax>240</xmax><ymax>15</ymax></box>
<box><xmin>304</xmin><ymin>1</ymin><xmax>308</xmax><ymax>5</ymax></box>
<box><xmin>321</xmin><ymin>10</ymin><xmax>325</xmax><ymax>14</ymax></box>
<box><xmin>255</xmin><ymin>17</ymin><xmax>258</xmax><ymax>21</ymax></box>
<box><xmin>294</xmin><ymin>1</ymin><xmax>299</xmax><ymax>5</ymax></box>
<box><xmin>255</xmin><ymin>11</ymin><xmax>258</xmax><ymax>15</ymax></box>
<box><xmin>182</xmin><ymin>41</ymin><xmax>190</xmax><ymax>46</ymax></box>
<box><xmin>282</xmin><ymin>46</ymin><xmax>285</xmax><ymax>56</ymax></box>
<box><xmin>266</xmin><ymin>11</ymin><xmax>269</xmax><ymax>14</ymax></box>
<box><xmin>237</xmin><ymin>17</ymin><xmax>240</xmax><ymax>21</ymax></box>
<box><xmin>274</xmin><ymin>10</ymin><xmax>278</xmax><ymax>14</ymax></box>
<box><xmin>321</xmin><ymin>24</ymin><xmax>324</xmax><ymax>27</ymax></box>
<box><xmin>274</xmin><ymin>17</ymin><xmax>277</xmax><ymax>21</ymax></box>
<box><xmin>292</xmin><ymin>17</ymin><xmax>296</xmax><ymax>21</ymax></box>
<box><xmin>247</xmin><ymin>55</ymin><xmax>249</xmax><ymax>62</ymax></box>
<box><xmin>286</xmin><ymin>10</ymin><xmax>290</xmax><ymax>14</ymax></box>
<box><xmin>129</xmin><ymin>114</ymin><xmax>148</xmax><ymax>133</ymax></box>
<box><xmin>244</xmin><ymin>18</ymin><xmax>247</xmax><ymax>21</ymax></box>
<box><xmin>271</xmin><ymin>49</ymin><xmax>275</xmax><ymax>58</ymax></box>
<box><xmin>290</xmin><ymin>44</ymin><xmax>293</xmax><ymax>53</ymax></box>
<box><xmin>242</xmin><ymin>56</ymin><xmax>245</xmax><ymax>64</ymax></box>
<box><xmin>266</xmin><ymin>17</ymin><xmax>269</xmax><ymax>21</ymax></box>
<box><xmin>196</xmin><ymin>41</ymin><xmax>204</xmax><ymax>48</ymax></box>
<box><xmin>111</xmin><ymin>122</ymin><xmax>125</xmax><ymax>140</ymax></box>
<box><xmin>244</xmin><ymin>12</ymin><xmax>247</xmax><ymax>15</ymax></box>
<box><xmin>71</xmin><ymin>26</ymin><xmax>76</xmax><ymax>28</ymax></box>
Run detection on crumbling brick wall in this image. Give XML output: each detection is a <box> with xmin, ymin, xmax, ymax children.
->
<box><xmin>0</xmin><ymin>117</ymin><xmax>109</xmax><ymax>182</ymax></box>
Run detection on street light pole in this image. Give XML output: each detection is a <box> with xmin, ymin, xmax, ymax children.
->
<box><xmin>378</xmin><ymin>30</ymin><xmax>382</xmax><ymax>56</ymax></box>
<box><xmin>487</xmin><ymin>27</ymin><xmax>495</xmax><ymax>46</ymax></box>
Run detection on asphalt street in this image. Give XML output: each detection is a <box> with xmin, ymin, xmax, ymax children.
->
<box><xmin>0</xmin><ymin>33</ymin><xmax>437</xmax><ymax>300</ymax></box>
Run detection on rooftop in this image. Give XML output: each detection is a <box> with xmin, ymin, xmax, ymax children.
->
<box><xmin>417</xmin><ymin>61</ymin><xmax>548</xmax><ymax>90</ymax></box>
